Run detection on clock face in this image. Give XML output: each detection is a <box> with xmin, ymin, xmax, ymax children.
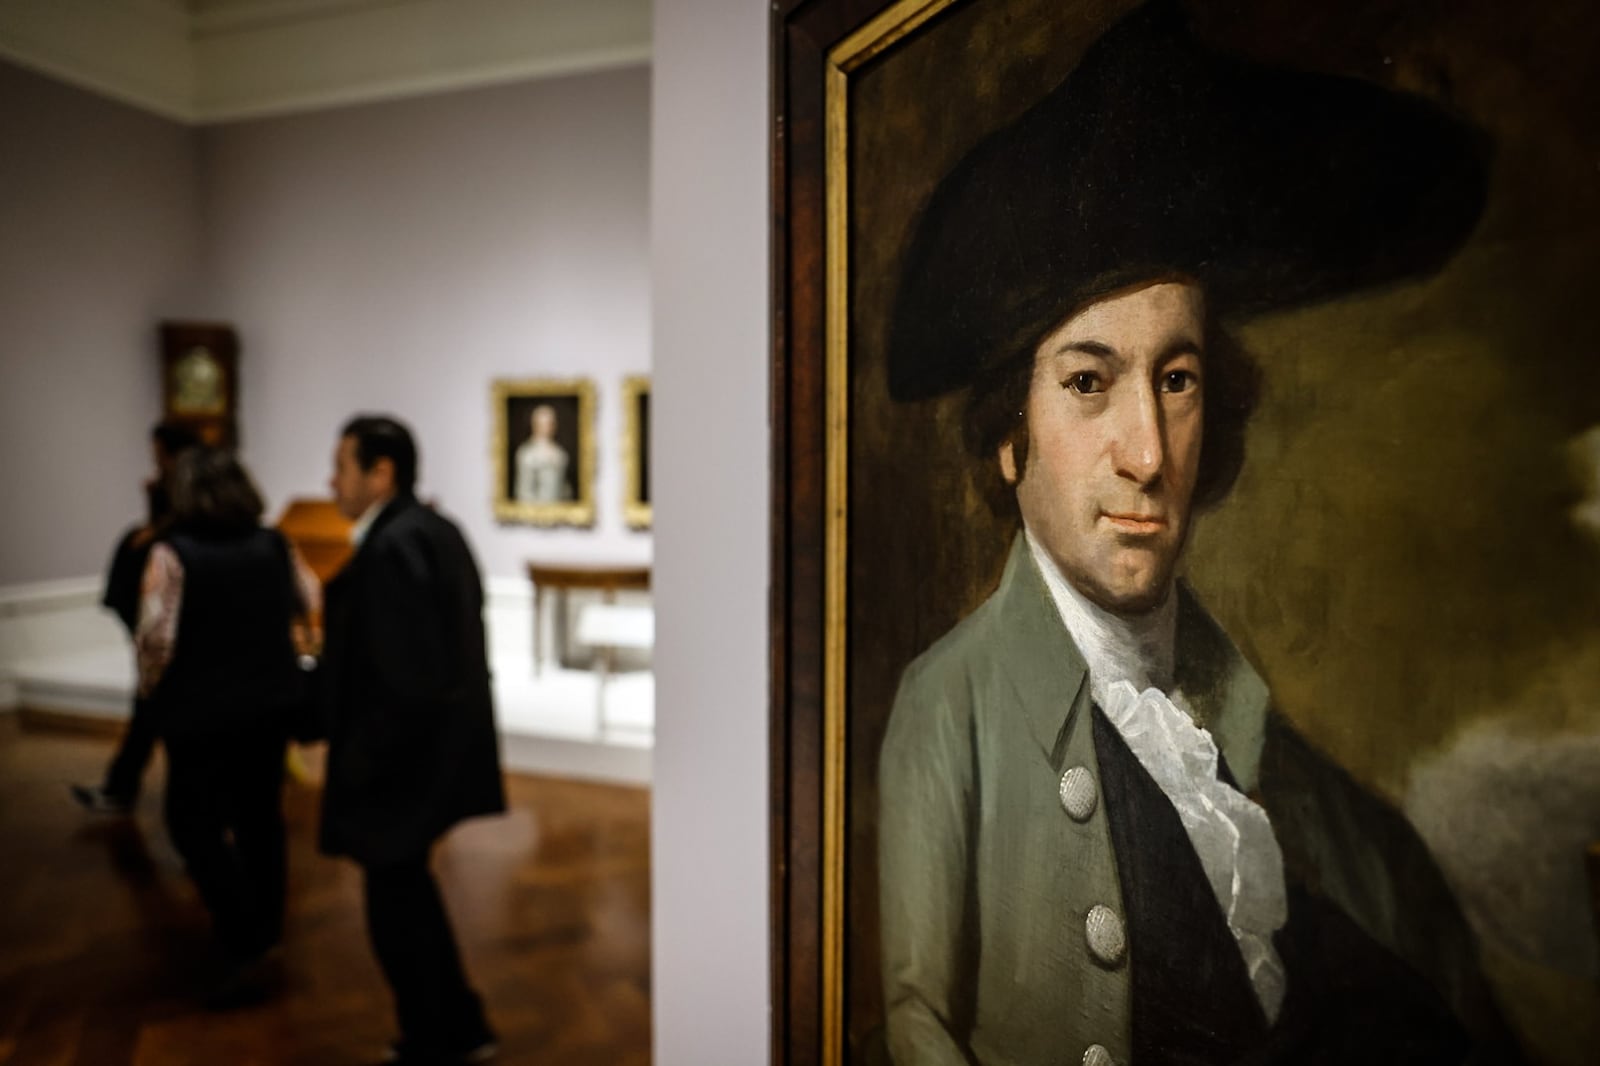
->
<box><xmin>171</xmin><ymin>345</ymin><xmax>226</xmax><ymax>415</ymax></box>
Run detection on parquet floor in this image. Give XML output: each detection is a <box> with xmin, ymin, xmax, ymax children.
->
<box><xmin>0</xmin><ymin>716</ymin><xmax>651</xmax><ymax>1066</ymax></box>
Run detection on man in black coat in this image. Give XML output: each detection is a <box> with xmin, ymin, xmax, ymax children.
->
<box><xmin>322</xmin><ymin>414</ymin><xmax>505</xmax><ymax>1065</ymax></box>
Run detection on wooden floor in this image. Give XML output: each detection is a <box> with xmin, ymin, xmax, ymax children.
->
<box><xmin>0</xmin><ymin>715</ymin><xmax>651</xmax><ymax>1065</ymax></box>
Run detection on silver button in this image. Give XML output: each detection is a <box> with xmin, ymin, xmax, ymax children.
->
<box><xmin>1058</xmin><ymin>766</ymin><xmax>1098</xmax><ymax>822</ymax></box>
<box><xmin>1084</xmin><ymin>904</ymin><xmax>1126</xmax><ymax>967</ymax></box>
<box><xmin>1082</xmin><ymin>1045</ymin><xmax>1115</xmax><ymax>1066</ymax></box>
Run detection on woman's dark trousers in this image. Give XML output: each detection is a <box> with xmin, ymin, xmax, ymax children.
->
<box><xmin>163</xmin><ymin>723</ymin><xmax>288</xmax><ymax>962</ymax></box>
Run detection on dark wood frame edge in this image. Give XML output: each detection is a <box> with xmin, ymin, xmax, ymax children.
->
<box><xmin>770</xmin><ymin>1</ymin><xmax>897</xmax><ymax>1062</ymax></box>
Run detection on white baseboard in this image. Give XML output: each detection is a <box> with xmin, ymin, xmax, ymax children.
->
<box><xmin>0</xmin><ymin>576</ymin><xmax>120</xmax><ymax>662</ymax></box>
<box><xmin>501</xmin><ymin>730</ymin><xmax>651</xmax><ymax>787</ymax></box>
<box><xmin>0</xmin><ymin>575</ymin><xmax>126</xmax><ymax>714</ymax></box>
<box><xmin>0</xmin><ymin>575</ymin><xmax>103</xmax><ymax>611</ymax></box>
<box><xmin>13</xmin><ymin>682</ymin><xmax>130</xmax><ymax>719</ymax></box>
<box><xmin>0</xmin><ymin>573</ymin><xmax>655</xmax><ymax>785</ymax></box>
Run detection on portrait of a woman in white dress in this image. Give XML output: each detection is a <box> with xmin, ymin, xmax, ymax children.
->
<box><xmin>514</xmin><ymin>404</ymin><xmax>570</xmax><ymax>503</ymax></box>
<box><xmin>493</xmin><ymin>380</ymin><xmax>593</xmax><ymax>527</ymax></box>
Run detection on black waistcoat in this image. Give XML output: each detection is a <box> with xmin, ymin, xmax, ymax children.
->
<box><xmin>156</xmin><ymin>527</ymin><xmax>301</xmax><ymax>736</ymax></box>
<box><xmin>1093</xmin><ymin>708</ymin><xmax>1269</xmax><ymax>1064</ymax></box>
<box><xmin>1093</xmin><ymin>708</ymin><xmax>1471</xmax><ymax>1065</ymax></box>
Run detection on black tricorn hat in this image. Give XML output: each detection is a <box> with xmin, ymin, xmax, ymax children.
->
<box><xmin>886</xmin><ymin>0</ymin><xmax>1492</xmax><ymax>401</ymax></box>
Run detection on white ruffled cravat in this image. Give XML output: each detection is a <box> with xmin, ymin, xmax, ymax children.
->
<box><xmin>1100</xmin><ymin>681</ymin><xmax>1288</xmax><ymax>1021</ymax></box>
<box><xmin>1026</xmin><ymin>532</ymin><xmax>1288</xmax><ymax>1022</ymax></box>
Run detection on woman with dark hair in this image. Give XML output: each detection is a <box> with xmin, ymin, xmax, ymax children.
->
<box><xmin>135</xmin><ymin>447</ymin><xmax>319</xmax><ymax>1003</ymax></box>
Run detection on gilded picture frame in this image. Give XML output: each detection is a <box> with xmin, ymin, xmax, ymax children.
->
<box><xmin>159</xmin><ymin>320</ymin><xmax>239</xmax><ymax>448</ymax></box>
<box><xmin>622</xmin><ymin>374</ymin><xmax>652</xmax><ymax>530</ymax></box>
<box><xmin>772</xmin><ymin>1</ymin><xmax>1600</xmax><ymax>1064</ymax></box>
<box><xmin>491</xmin><ymin>377</ymin><xmax>596</xmax><ymax>527</ymax></box>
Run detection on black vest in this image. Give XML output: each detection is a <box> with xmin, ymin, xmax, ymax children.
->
<box><xmin>155</xmin><ymin>527</ymin><xmax>302</xmax><ymax>736</ymax></box>
<box><xmin>1093</xmin><ymin>708</ymin><xmax>1469</xmax><ymax>1064</ymax></box>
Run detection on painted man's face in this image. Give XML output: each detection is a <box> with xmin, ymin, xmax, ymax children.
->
<box><xmin>1000</xmin><ymin>280</ymin><xmax>1206</xmax><ymax>615</ymax></box>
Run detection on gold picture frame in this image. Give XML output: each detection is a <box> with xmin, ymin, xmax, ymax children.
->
<box><xmin>622</xmin><ymin>375</ymin><xmax>651</xmax><ymax>529</ymax></box>
<box><xmin>159</xmin><ymin>320</ymin><xmax>239</xmax><ymax>447</ymax></box>
<box><xmin>491</xmin><ymin>377</ymin><xmax>596</xmax><ymax>527</ymax></box>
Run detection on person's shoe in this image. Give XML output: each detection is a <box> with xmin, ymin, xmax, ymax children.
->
<box><xmin>70</xmin><ymin>784</ymin><xmax>135</xmax><ymax>814</ymax></box>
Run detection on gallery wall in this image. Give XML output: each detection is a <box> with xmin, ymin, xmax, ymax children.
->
<box><xmin>199</xmin><ymin>66</ymin><xmax>653</xmax><ymax>580</ymax></box>
<box><xmin>0</xmin><ymin>61</ymin><xmax>203</xmax><ymax>586</ymax></box>
<box><xmin>649</xmin><ymin>0</ymin><xmax>770</xmax><ymax>1062</ymax></box>
<box><xmin>0</xmin><ymin>59</ymin><xmax>650</xmax><ymax>588</ymax></box>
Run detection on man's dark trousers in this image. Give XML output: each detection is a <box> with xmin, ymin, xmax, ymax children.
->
<box><xmin>363</xmin><ymin>854</ymin><xmax>490</xmax><ymax>1051</ymax></box>
<box><xmin>317</xmin><ymin>493</ymin><xmax>506</xmax><ymax>1056</ymax></box>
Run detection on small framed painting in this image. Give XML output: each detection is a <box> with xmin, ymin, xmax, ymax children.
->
<box><xmin>491</xmin><ymin>377</ymin><xmax>596</xmax><ymax>527</ymax></box>
<box><xmin>160</xmin><ymin>320</ymin><xmax>238</xmax><ymax>447</ymax></box>
<box><xmin>622</xmin><ymin>375</ymin><xmax>651</xmax><ymax>529</ymax></box>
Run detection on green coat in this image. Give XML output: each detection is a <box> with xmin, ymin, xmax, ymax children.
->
<box><xmin>878</xmin><ymin>535</ymin><xmax>1501</xmax><ymax>1064</ymax></box>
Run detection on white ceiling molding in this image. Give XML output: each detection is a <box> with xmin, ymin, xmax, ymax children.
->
<box><xmin>0</xmin><ymin>0</ymin><xmax>195</xmax><ymax>121</ymax></box>
<box><xmin>189</xmin><ymin>1</ymin><xmax>425</xmax><ymax>36</ymax></box>
<box><xmin>189</xmin><ymin>0</ymin><xmax>651</xmax><ymax>122</ymax></box>
<box><xmin>0</xmin><ymin>0</ymin><xmax>651</xmax><ymax>125</ymax></box>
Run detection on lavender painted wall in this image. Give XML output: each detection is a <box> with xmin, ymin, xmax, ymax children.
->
<box><xmin>199</xmin><ymin>66</ymin><xmax>652</xmax><ymax>579</ymax></box>
<box><xmin>650</xmin><ymin>0</ymin><xmax>769</xmax><ymax>1060</ymax></box>
<box><xmin>0</xmin><ymin>60</ymin><xmax>203</xmax><ymax>585</ymax></box>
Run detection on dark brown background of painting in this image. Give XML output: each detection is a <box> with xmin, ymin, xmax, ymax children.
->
<box><xmin>636</xmin><ymin>390</ymin><xmax>651</xmax><ymax>506</ymax></box>
<box><xmin>843</xmin><ymin>0</ymin><xmax>1600</xmax><ymax>1061</ymax></box>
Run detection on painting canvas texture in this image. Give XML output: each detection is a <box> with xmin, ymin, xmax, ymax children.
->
<box><xmin>843</xmin><ymin>1</ymin><xmax>1600</xmax><ymax>1064</ymax></box>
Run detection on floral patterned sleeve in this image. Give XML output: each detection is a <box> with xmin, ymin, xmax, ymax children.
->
<box><xmin>135</xmin><ymin>543</ymin><xmax>184</xmax><ymax>697</ymax></box>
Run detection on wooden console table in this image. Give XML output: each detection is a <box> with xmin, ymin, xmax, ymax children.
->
<box><xmin>525</xmin><ymin>562</ymin><xmax>651</xmax><ymax>673</ymax></box>
<box><xmin>276</xmin><ymin>497</ymin><xmax>354</xmax><ymax>584</ymax></box>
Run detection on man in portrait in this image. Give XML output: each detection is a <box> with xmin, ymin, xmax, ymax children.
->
<box><xmin>514</xmin><ymin>402</ymin><xmax>571</xmax><ymax>503</ymax></box>
<box><xmin>876</xmin><ymin>3</ymin><xmax>1516</xmax><ymax>1063</ymax></box>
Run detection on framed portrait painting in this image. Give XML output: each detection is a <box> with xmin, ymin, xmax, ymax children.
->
<box><xmin>622</xmin><ymin>374</ymin><xmax>652</xmax><ymax>529</ymax></box>
<box><xmin>771</xmin><ymin>1</ymin><xmax>1600</xmax><ymax>1064</ymax></box>
<box><xmin>491</xmin><ymin>377</ymin><xmax>596</xmax><ymax>527</ymax></box>
<box><xmin>159</xmin><ymin>320</ymin><xmax>238</xmax><ymax>447</ymax></box>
